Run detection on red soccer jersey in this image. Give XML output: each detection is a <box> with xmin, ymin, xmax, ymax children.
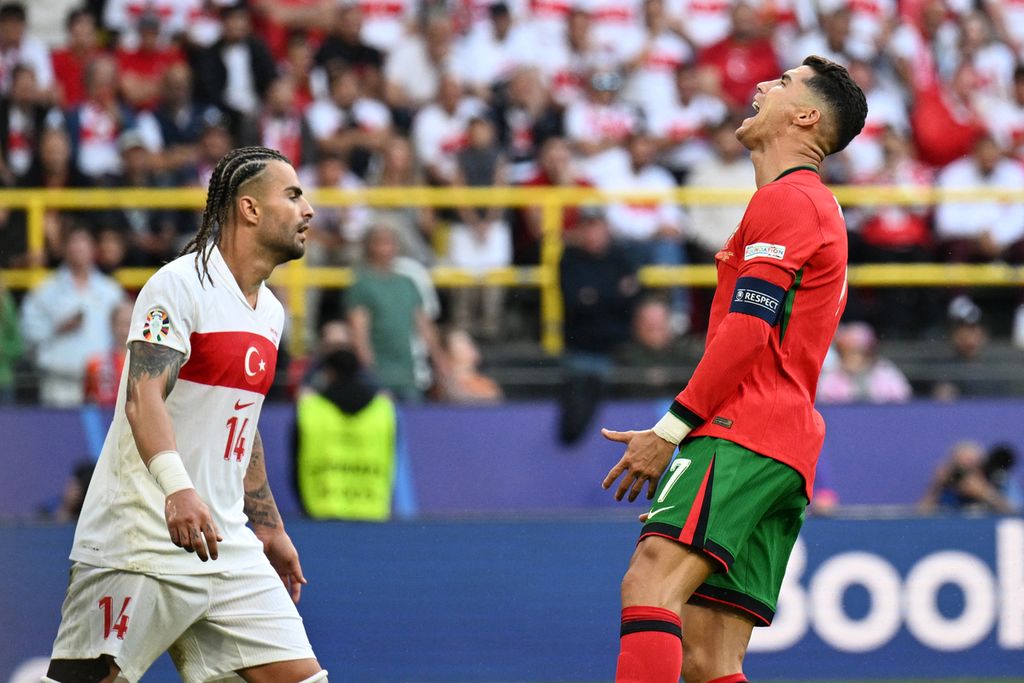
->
<box><xmin>672</xmin><ymin>168</ymin><xmax>848</xmax><ymax>498</ymax></box>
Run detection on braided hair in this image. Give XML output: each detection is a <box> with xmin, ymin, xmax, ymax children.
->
<box><xmin>180</xmin><ymin>146</ymin><xmax>292</xmax><ymax>284</ymax></box>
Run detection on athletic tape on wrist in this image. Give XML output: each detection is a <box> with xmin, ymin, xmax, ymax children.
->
<box><xmin>147</xmin><ymin>450</ymin><xmax>195</xmax><ymax>496</ymax></box>
<box><xmin>652</xmin><ymin>412</ymin><xmax>692</xmax><ymax>445</ymax></box>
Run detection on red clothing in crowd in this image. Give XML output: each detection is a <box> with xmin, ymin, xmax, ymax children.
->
<box><xmin>698</xmin><ymin>37</ymin><xmax>781</xmax><ymax>110</ymax></box>
<box><xmin>911</xmin><ymin>83</ymin><xmax>985</xmax><ymax>168</ymax></box>
<box><xmin>52</xmin><ymin>48</ymin><xmax>103</xmax><ymax>108</ymax></box>
<box><xmin>673</xmin><ymin>169</ymin><xmax>847</xmax><ymax>498</ymax></box>
<box><xmin>84</xmin><ymin>349</ymin><xmax>126</xmax><ymax>408</ymax></box>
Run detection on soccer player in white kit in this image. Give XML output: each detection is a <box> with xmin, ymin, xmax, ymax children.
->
<box><xmin>44</xmin><ymin>147</ymin><xmax>328</xmax><ymax>683</ymax></box>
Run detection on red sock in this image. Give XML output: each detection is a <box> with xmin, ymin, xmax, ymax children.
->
<box><xmin>706</xmin><ymin>675</ymin><xmax>748</xmax><ymax>683</ymax></box>
<box><xmin>615</xmin><ymin>605</ymin><xmax>683</xmax><ymax>683</ymax></box>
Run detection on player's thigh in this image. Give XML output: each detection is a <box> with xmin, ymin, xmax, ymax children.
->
<box><xmin>171</xmin><ymin>562</ymin><xmax>316</xmax><ymax>683</ymax></box>
<box><xmin>237</xmin><ymin>658</ymin><xmax>323</xmax><ymax>683</ymax></box>
<box><xmin>680</xmin><ymin>601</ymin><xmax>754</xmax><ymax>683</ymax></box>
<box><xmin>621</xmin><ymin>535</ymin><xmax>716</xmax><ymax>612</ymax></box>
<box><xmin>49</xmin><ymin>563</ymin><xmax>207</xmax><ymax>683</ymax></box>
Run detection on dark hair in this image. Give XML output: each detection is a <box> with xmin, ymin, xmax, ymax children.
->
<box><xmin>65</xmin><ymin>7</ymin><xmax>91</xmax><ymax>30</ymax></box>
<box><xmin>801</xmin><ymin>55</ymin><xmax>867</xmax><ymax>155</ymax></box>
<box><xmin>179</xmin><ymin>146</ymin><xmax>291</xmax><ymax>284</ymax></box>
<box><xmin>0</xmin><ymin>3</ymin><xmax>26</xmax><ymax>22</ymax></box>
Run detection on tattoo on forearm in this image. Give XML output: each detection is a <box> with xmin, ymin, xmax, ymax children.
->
<box><xmin>244</xmin><ymin>431</ymin><xmax>281</xmax><ymax>530</ymax></box>
<box><xmin>126</xmin><ymin>341</ymin><xmax>185</xmax><ymax>400</ymax></box>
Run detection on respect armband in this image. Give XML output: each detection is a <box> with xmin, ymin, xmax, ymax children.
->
<box><xmin>147</xmin><ymin>450</ymin><xmax>195</xmax><ymax>497</ymax></box>
<box><xmin>729</xmin><ymin>276</ymin><xmax>787</xmax><ymax>326</ymax></box>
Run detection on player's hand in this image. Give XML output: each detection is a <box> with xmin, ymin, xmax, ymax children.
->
<box><xmin>601</xmin><ymin>428</ymin><xmax>677</xmax><ymax>502</ymax></box>
<box><xmin>165</xmin><ymin>489</ymin><xmax>222</xmax><ymax>562</ymax></box>
<box><xmin>260</xmin><ymin>530</ymin><xmax>308</xmax><ymax>604</ymax></box>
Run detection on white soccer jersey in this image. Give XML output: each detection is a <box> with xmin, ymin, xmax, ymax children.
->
<box><xmin>71</xmin><ymin>247</ymin><xmax>285</xmax><ymax>575</ymax></box>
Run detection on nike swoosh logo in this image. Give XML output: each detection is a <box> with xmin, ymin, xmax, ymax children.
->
<box><xmin>234</xmin><ymin>400</ymin><xmax>255</xmax><ymax>410</ymax></box>
<box><xmin>646</xmin><ymin>506</ymin><xmax>675</xmax><ymax>520</ymax></box>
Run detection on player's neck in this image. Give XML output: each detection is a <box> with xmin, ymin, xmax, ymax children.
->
<box><xmin>217</xmin><ymin>235</ymin><xmax>274</xmax><ymax>307</ymax></box>
<box><xmin>750</xmin><ymin>146</ymin><xmax>822</xmax><ymax>188</ymax></box>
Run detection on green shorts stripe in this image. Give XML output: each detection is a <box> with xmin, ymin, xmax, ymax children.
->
<box><xmin>639</xmin><ymin>436</ymin><xmax>807</xmax><ymax>626</ymax></box>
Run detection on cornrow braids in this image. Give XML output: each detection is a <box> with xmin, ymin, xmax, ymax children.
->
<box><xmin>180</xmin><ymin>146</ymin><xmax>292</xmax><ymax>284</ymax></box>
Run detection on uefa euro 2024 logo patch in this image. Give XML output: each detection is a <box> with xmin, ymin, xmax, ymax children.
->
<box><xmin>142</xmin><ymin>308</ymin><xmax>171</xmax><ymax>342</ymax></box>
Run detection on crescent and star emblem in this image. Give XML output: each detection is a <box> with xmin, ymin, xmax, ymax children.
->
<box><xmin>244</xmin><ymin>346</ymin><xmax>266</xmax><ymax>377</ymax></box>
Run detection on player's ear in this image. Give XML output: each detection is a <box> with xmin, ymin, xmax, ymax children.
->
<box><xmin>794</xmin><ymin>106</ymin><xmax>821</xmax><ymax>129</ymax></box>
<box><xmin>237</xmin><ymin>194</ymin><xmax>260</xmax><ymax>225</ymax></box>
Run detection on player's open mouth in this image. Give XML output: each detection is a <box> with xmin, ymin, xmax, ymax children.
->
<box><xmin>752</xmin><ymin>100</ymin><xmax>760</xmax><ymax>114</ymax></box>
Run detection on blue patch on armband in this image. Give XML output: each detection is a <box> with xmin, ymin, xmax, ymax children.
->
<box><xmin>730</xmin><ymin>276</ymin><xmax>786</xmax><ymax>325</ymax></box>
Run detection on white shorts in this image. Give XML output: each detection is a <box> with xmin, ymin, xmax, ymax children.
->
<box><xmin>49</xmin><ymin>561</ymin><xmax>316</xmax><ymax>683</ymax></box>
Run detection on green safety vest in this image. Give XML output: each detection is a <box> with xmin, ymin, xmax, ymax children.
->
<box><xmin>296</xmin><ymin>391</ymin><xmax>397</xmax><ymax>521</ymax></box>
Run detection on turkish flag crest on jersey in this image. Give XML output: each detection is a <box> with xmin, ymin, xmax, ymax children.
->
<box><xmin>179</xmin><ymin>331</ymin><xmax>278</xmax><ymax>396</ymax></box>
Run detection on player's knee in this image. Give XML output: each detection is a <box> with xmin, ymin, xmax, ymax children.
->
<box><xmin>45</xmin><ymin>656</ymin><xmax>117</xmax><ymax>683</ymax></box>
<box><xmin>295</xmin><ymin>669</ymin><xmax>328</xmax><ymax>683</ymax></box>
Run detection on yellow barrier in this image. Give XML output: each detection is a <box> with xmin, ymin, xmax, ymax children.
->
<box><xmin>2</xmin><ymin>186</ymin><xmax>1024</xmax><ymax>356</ymax></box>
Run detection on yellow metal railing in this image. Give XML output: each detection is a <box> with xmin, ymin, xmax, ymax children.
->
<box><xmin>3</xmin><ymin>186</ymin><xmax>1024</xmax><ymax>355</ymax></box>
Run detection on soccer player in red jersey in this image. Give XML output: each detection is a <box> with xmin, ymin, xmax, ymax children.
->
<box><xmin>602</xmin><ymin>56</ymin><xmax>867</xmax><ymax>683</ymax></box>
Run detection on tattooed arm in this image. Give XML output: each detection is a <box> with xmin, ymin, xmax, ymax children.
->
<box><xmin>247</xmin><ymin>429</ymin><xmax>307</xmax><ymax>602</ymax></box>
<box><xmin>124</xmin><ymin>340</ymin><xmax>185</xmax><ymax>463</ymax></box>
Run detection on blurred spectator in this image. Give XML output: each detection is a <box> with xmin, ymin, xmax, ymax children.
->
<box><xmin>449</xmin><ymin>116</ymin><xmax>511</xmax><ymax>341</ymax></box>
<box><xmin>41</xmin><ymin>460</ymin><xmax>95</xmax><ymax>522</ymax></box>
<box><xmin>786</xmin><ymin>6</ymin><xmax>860</xmax><ymax>68</ymax></box>
<box><xmin>313</xmin><ymin>3</ymin><xmax>383</xmax><ymax>99</ymax></box>
<box><xmin>984</xmin><ymin>0</ymin><xmax>1024</xmax><ymax>59</ymax></box>
<box><xmin>114</xmin><ymin>11</ymin><xmax>186</xmax><ymax>111</ymax></box>
<box><xmin>919</xmin><ymin>439</ymin><xmax>1014</xmax><ymax>514</ymax></box>
<box><xmin>685</xmin><ymin>118</ymin><xmax>755</xmax><ymax>263</ymax></box>
<box><xmin>523</xmin><ymin>0</ymin><xmax>574</xmax><ymax>49</ymax></box>
<box><xmin>434</xmin><ymin>327</ymin><xmax>503</xmax><ymax>403</ymax></box>
<box><xmin>615</xmin><ymin>296</ymin><xmax>701</xmax><ymax>399</ymax></box>
<box><xmin>366</xmin><ymin>135</ymin><xmax>437</xmax><ymax>265</ymax></box>
<box><xmin>83</xmin><ymin>299</ymin><xmax>133</xmax><ymax>407</ymax></box>
<box><xmin>520</xmin><ymin>136</ymin><xmax>592</xmax><ymax>262</ymax></box>
<box><xmin>412</xmin><ymin>74</ymin><xmax>486</xmax><ymax>186</ymax></box>
<box><xmin>192</xmin><ymin>2</ymin><xmax>277</xmax><ymax>130</ymax></box>
<box><xmin>934</xmin><ymin>134</ymin><xmax>1024</xmax><ymax>263</ymax></box>
<box><xmin>347</xmin><ymin>223</ymin><xmax>446</xmax><ymax>402</ymax></box>
<box><xmin>985</xmin><ymin>64</ymin><xmax>1024</xmax><ymax>161</ymax></box>
<box><xmin>491</xmin><ymin>66</ymin><xmax>562</xmax><ymax>184</ymax></box>
<box><xmin>817</xmin><ymin>322</ymin><xmax>913</xmax><ymax>404</ymax></box>
<box><xmin>820</xmin><ymin>0</ymin><xmax>895</xmax><ymax>62</ymax></box>
<box><xmin>19</xmin><ymin>225</ymin><xmax>125</xmax><ymax>406</ymax></box>
<box><xmin>0</xmin><ymin>2</ymin><xmax>54</xmax><ymax>99</ymax></box>
<box><xmin>295</xmin><ymin>347</ymin><xmax>398</xmax><ymax>520</ymax></box>
<box><xmin>697</xmin><ymin>2</ymin><xmax>780</xmax><ymax>115</ymax></box>
<box><xmin>358</xmin><ymin>0</ymin><xmax>417</xmax><ymax>53</ymax></box>
<box><xmin>983</xmin><ymin>443</ymin><xmax>1024</xmax><ymax>513</ymax></box>
<box><xmin>0</xmin><ymin>64</ymin><xmax>63</xmax><ymax>186</ymax></box>
<box><xmin>150</xmin><ymin>64</ymin><xmax>217</xmax><ymax>181</ymax></box>
<box><xmin>102</xmin><ymin>0</ymin><xmax>187</xmax><ymax>50</ymax></box>
<box><xmin>564</xmin><ymin>67</ymin><xmax>638</xmax><ymax>180</ymax></box>
<box><xmin>558</xmin><ymin>207</ymin><xmax>639</xmax><ymax>442</ymax></box>
<box><xmin>306</xmin><ymin>64</ymin><xmax>392</xmax><ymax>178</ymax></box>
<box><xmin>384</xmin><ymin>15</ymin><xmax>454</xmax><ymax>112</ymax></box>
<box><xmin>848</xmin><ymin>127</ymin><xmax>935</xmax><ymax>337</ymax></box>
<box><xmin>250</xmin><ymin>0</ymin><xmax>333</xmax><ymax>61</ymax></box>
<box><xmin>192</xmin><ymin>111</ymin><xmax>235</xmax><ymax>188</ymax></box>
<box><xmin>453</xmin><ymin>2</ymin><xmax>536</xmax><ymax>99</ymax></box>
<box><xmin>621</xmin><ymin>0</ymin><xmax>694</xmax><ymax>113</ymax></box>
<box><xmin>646</xmin><ymin>62</ymin><xmax>728</xmax><ymax>183</ymax></box>
<box><xmin>0</xmin><ymin>273</ymin><xmax>21</xmax><ymax>402</ymax></box>
<box><xmin>278</xmin><ymin>29</ymin><xmax>323</xmax><ymax>111</ymax></box>
<box><xmin>51</xmin><ymin>7</ymin><xmax>103</xmax><ymax>109</ymax></box>
<box><xmin>888</xmin><ymin>0</ymin><xmax>957</xmax><ymax>92</ymax></box>
<box><xmin>837</xmin><ymin>59</ymin><xmax>909</xmax><ymax>183</ymax></box>
<box><xmin>668</xmin><ymin>0</ymin><xmax>732</xmax><ymax>50</ymax></box>
<box><xmin>958</xmin><ymin>11</ymin><xmax>1016</xmax><ymax>101</ymax></box>
<box><xmin>910</xmin><ymin>62</ymin><xmax>986</xmax><ymax>168</ymax></box>
<box><xmin>587</xmin><ymin>0</ymin><xmax>642</xmax><ymax>62</ymax></box>
<box><xmin>66</xmin><ymin>53</ymin><xmax>136</xmax><ymax>182</ymax></box>
<box><xmin>931</xmin><ymin>295</ymin><xmax>1005</xmax><ymax>399</ymax></box>
<box><xmin>543</xmin><ymin>7</ymin><xmax>608</xmax><ymax>108</ymax></box>
<box><xmin>241</xmin><ymin>75</ymin><xmax>316</xmax><ymax>169</ymax></box>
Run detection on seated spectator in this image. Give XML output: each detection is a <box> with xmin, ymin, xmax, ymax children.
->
<box><xmin>306</xmin><ymin>64</ymin><xmax>392</xmax><ymax>178</ymax></box>
<box><xmin>19</xmin><ymin>224</ymin><xmax>125</xmax><ymax>406</ymax></box>
<box><xmin>411</xmin><ymin>74</ymin><xmax>486</xmax><ymax>186</ymax></box>
<box><xmin>385</xmin><ymin>15</ymin><xmax>454</xmax><ymax>113</ymax></box>
<box><xmin>358</xmin><ymin>0</ymin><xmax>417</xmax><ymax>53</ymax></box>
<box><xmin>934</xmin><ymin>134</ymin><xmax>1024</xmax><ymax>263</ymax></box>
<box><xmin>102</xmin><ymin>0</ymin><xmax>187</xmax><ymax>51</ymax></box>
<box><xmin>250</xmin><ymin>0</ymin><xmax>332</xmax><ymax>61</ymax></box>
<box><xmin>0</xmin><ymin>64</ymin><xmax>63</xmax><ymax>186</ymax></box>
<box><xmin>985</xmin><ymin>64</ymin><xmax>1024</xmax><ymax>162</ymax></box>
<box><xmin>697</xmin><ymin>2</ymin><xmax>780</xmax><ymax>116</ymax></box>
<box><xmin>295</xmin><ymin>347</ymin><xmax>398</xmax><ymax>521</ymax></box>
<box><xmin>817</xmin><ymin>322</ymin><xmax>913</xmax><ymax>404</ymax></box>
<box><xmin>66</xmin><ymin>54</ymin><xmax>136</xmax><ymax>183</ymax></box>
<box><xmin>958</xmin><ymin>10</ymin><xmax>1016</xmax><ymax>101</ymax></box>
<box><xmin>620</xmin><ymin>0</ymin><xmax>694</xmax><ymax>114</ymax></box>
<box><xmin>314</xmin><ymin>3</ymin><xmax>384</xmax><ymax>100</ymax></box>
<box><xmin>542</xmin><ymin>7</ymin><xmax>608</xmax><ymax>108</ymax></box>
<box><xmin>241</xmin><ymin>75</ymin><xmax>316</xmax><ymax>170</ymax></box>
<box><xmin>786</xmin><ymin>6</ymin><xmax>861</xmax><ymax>69</ymax></box>
<box><xmin>365</xmin><ymin>135</ymin><xmax>438</xmax><ymax>266</ymax></box>
<box><xmin>51</xmin><ymin>7</ymin><xmax>103</xmax><ymax>109</ymax></box>
<box><xmin>837</xmin><ymin>59</ymin><xmax>910</xmax><ymax>184</ymax></box>
<box><xmin>449</xmin><ymin>116</ymin><xmax>512</xmax><ymax>341</ymax></box>
<box><xmin>520</xmin><ymin>136</ymin><xmax>592</xmax><ymax>263</ymax></box>
<box><xmin>83</xmin><ymin>299</ymin><xmax>133</xmax><ymax>408</ymax></box>
<box><xmin>668</xmin><ymin>0</ymin><xmax>732</xmax><ymax>51</ymax></box>
<box><xmin>434</xmin><ymin>327</ymin><xmax>503</xmax><ymax>404</ymax></box>
<box><xmin>452</xmin><ymin>2</ymin><xmax>536</xmax><ymax>100</ymax></box>
<box><xmin>347</xmin><ymin>224</ymin><xmax>447</xmax><ymax>402</ymax></box>
<box><xmin>0</xmin><ymin>273</ymin><xmax>21</xmax><ymax>403</ymax></box>
<box><xmin>615</xmin><ymin>296</ymin><xmax>702</xmax><ymax>399</ymax></box>
<box><xmin>491</xmin><ymin>66</ymin><xmax>562</xmax><ymax>184</ymax></box>
<box><xmin>39</xmin><ymin>460</ymin><xmax>95</xmax><ymax>522</ymax></box>
<box><xmin>983</xmin><ymin>443</ymin><xmax>1024</xmax><ymax>513</ymax></box>
<box><xmin>277</xmin><ymin>30</ymin><xmax>322</xmax><ymax>112</ymax></box>
<box><xmin>0</xmin><ymin>2</ymin><xmax>54</xmax><ymax>100</ymax></box>
<box><xmin>563</xmin><ymin>67</ymin><xmax>638</xmax><ymax>181</ymax></box>
<box><xmin>114</xmin><ymin>11</ymin><xmax>186</xmax><ymax>111</ymax></box>
<box><xmin>191</xmin><ymin>111</ymin><xmax>235</xmax><ymax>188</ymax></box>
<box><xmin>149</xmin><ymin>64</ymin><xmax>218</xmax><ymax>181</ymax></box>
<box><xmin>931</xmin><ymin>296</ymin><xmax>1006</xmax><ymax>399</ymax></box>
<box><xmin>919</xmin><ymin>439</ymin><xmax>1015</xmax><ymax>514</ymax></box>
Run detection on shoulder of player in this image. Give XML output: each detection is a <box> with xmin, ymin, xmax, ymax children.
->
<box><xmin>137</xmin><ymin>255</ymin><xmax>203</xmax><ymax>302</ymax></box>
<box><xmin>751</xmin><ymin>179</ymin><xmax>835</xmax><ymax>229</ymax></box>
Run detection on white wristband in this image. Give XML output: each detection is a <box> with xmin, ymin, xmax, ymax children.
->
<box><xmin>147</xmin><ymin>450</ymin><xmax>195</xmax><ymax>496</ymax></box>
<box><xmin>652</xmin><ymin>412</ymin><xmax>692</xmax><ymax>446</ymax></box>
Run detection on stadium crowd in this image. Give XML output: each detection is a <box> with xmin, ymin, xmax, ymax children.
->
<box><xmin>2</xmin><ymin>0</ymin><xmax>1024</xmax><ymax>405</ymax></box>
